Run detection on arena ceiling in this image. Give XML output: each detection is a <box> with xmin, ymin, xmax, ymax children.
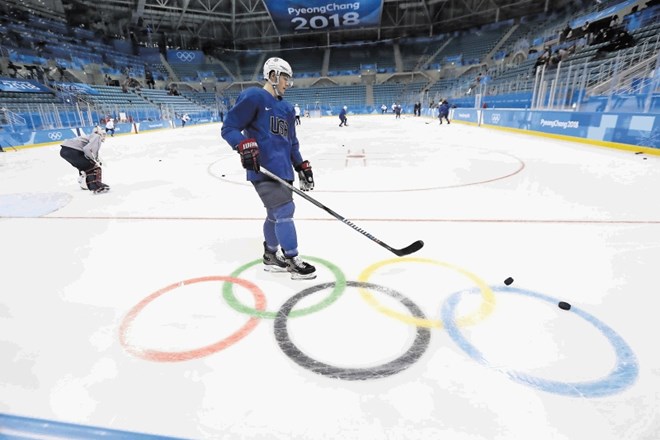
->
<box><xmin>50</xmin><ymin>0</ymin><xmax>580</xmax><ymax>48</ymax></box>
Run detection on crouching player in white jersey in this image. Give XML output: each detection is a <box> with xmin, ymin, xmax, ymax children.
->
<box><xmin>59</xmin><ymin>126</ymin><xmax>110</xmax><ymax>194</ymax></box>
<box><xmin>221</xmin><ymin>57</ymin><xmax>316</xmax><ymax>280</ymax></box>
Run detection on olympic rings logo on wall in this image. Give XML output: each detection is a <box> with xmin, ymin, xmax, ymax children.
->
<box><xmin>119</xmin><ymin>257</ymin><xmax>638</xmax><ymax>397</ymax></box>
<box><xmin>48</xmin><ymin>132</ymin><xmax>63</xmax><ymax>140</ymax></box>
<box><xmin>175</xmin><ymin>51</ymin><xmax>196</xmax><ymax>62</ymax></box>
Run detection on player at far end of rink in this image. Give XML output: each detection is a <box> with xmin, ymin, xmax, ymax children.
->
<box><xmin>59</xmin><ymin>126</ymin><xmax>110</xmax><ymax>194</ymax></box>
<box><xmin>221</xmin><ymin>57</ymin><xmax>317</xmax><ymax>280</ymax></box>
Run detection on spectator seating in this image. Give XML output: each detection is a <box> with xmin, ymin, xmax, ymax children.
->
<box><xmin>435</xmin><ymin>26</ymin><xmax>511</xmax><ymax>66</ymax></box>
<box><xmin>283</xmin><ymin>84</ymin><xmax>367</xmax><ymax>110</ymax></box>
<box><xmin>399</xmin><ymin>36</ymin><xmax>448</xmax><ymax>71</ymax></box>
<box><xmin>271</xmin><ymin>49</ymin><xmax>324</xmax><ymax>78</ymax></box>
<box><xmin>179</xmin><ymin>90</ymin><xmax>218</xmax><ymax>108</ymax></box>
<box><xmin>373</xmin><ymin>81</ymin><xmax>427</xmax><ymax>107</ymax></box>
<box><xmin>328</xmin><ymin>43</ymin><xmax>395</xmax><ymax>75</ymax></box>
<box><xmin>0</xmin><ymin>90</ymin><xmax>60</xmax><ymax>109</ymax></box>
<box><xmin>136</xmin><ymin>88</ymin><xmax>208</xmax><ymax>114</ymax></box>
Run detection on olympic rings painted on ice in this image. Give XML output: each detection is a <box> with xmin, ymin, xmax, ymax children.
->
<box><xmin>223</xmin><ymin>256</ymin><xmax>347</xmax><ymax>319</ymax></box>
<box><xmin>441</xmin><ymin>286</ymin><xmax>639</xmax><ymax>397</ymax></box>
<box><xmin>118</xmin><ymin>260</ymin><xmax>638</xmax><ymax>396</ymax></box>
<box><xmin>358</xmin><ymin>257</ymin><xmax>495</xmax><ymax>328</ymax></box>
<box><xmin>119</xmin><ymin>276</ymin><xmax>266</xmax><ymax>362</ymax></box>
<box><xmin>274</xmin><ymin>281</ymin><xmax>431</xmax><ymax>380</ymax></box>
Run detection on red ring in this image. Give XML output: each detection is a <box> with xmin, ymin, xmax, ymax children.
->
<box><xmin>119</xmin><ymin>276</ymin><xmax>266</xmax><ymax>362</ymax></box>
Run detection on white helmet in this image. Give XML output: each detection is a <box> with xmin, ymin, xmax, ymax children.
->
<box><xmin>92</xmin><ymin>126</ymin><xmax>107</xmax><ymax>140</ymax></box>
<box><xmin>343</xmin><ymin>105</ymin><xmax>347</xmax><ymax>110</ymax></box>
<box><xmin>263</xmin><ymin>57</ymin><xmax>293</xmax><ymax>85</ymax></box>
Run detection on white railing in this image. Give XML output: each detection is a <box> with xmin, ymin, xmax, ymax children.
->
<box><xmin>587</xmin><ymin>35</ymin><xmax>660</xmax><ymax>95</ymax></box>
<box><xmin>525</xmin><ymin>31</ymin><xmax>660</xmax><ymax>111</ymax></box>
<box><xmin>0</xmin><ymin>107</ymin><xmax>27</xmax><ymax>131</ymax></box>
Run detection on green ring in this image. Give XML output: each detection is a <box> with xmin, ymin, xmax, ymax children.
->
<box><xmin>223</xmin><ymin>256</ymin><xmax>346</xmax><ymax>318</ymax></box>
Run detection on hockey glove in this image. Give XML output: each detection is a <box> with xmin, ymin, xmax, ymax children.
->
<box><xmin>295</xmin><ymin>160</ymin><xmax>314</xmax><ymax>191</ymax></box>
<box><xmin>237</xmin><ymin>138</ymin><xmax>260</xmax><ymax>171</ymax></box>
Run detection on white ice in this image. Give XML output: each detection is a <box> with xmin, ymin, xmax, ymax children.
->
<box><xmin>1</xmin><ymin>114</ymin><xmax>660</xmax><ymax>439</ymax></box>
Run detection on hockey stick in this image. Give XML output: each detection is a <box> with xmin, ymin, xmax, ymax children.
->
<box><xmin>260</xmin><ymin>167</ymin><xmax>424</xmax><ymax>257</ymax></box>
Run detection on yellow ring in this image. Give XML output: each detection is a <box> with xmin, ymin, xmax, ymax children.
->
<box><xmin>358</xmin><ymin>257</ymin><xmax>496</xmax><ymax>328</ymax></box>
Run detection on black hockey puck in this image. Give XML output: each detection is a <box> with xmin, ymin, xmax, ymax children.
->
<box><xmin>558</xmin><ymin>301</ymin><xmax>571</xmax><ymax>310</ymax></box>
<box><xmin>504</xmin><ymin>277</ymin><xmax>514</xmax><ymax>286</ymax></box>
<box><xmin>221</xmin><ymin>174</ymin><xmax>226</xmax><ymax>177</ymax></box>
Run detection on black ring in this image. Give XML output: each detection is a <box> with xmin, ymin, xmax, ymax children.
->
<box><xmin>274</xmin><ymin>281</ymin><xmax>431</xmax><ymax>380</ymax></box>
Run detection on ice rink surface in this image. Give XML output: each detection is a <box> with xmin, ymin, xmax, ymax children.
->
<box><xmin>1</xmin><ymin>114</ymin><xmax>660</xmax><ymax>439</ymax></box>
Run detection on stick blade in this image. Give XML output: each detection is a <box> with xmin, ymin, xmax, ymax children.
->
<box><xmin>393</xmin><ymin>240</ymin><xmax>424</xmax><ymax>256</ymax></box>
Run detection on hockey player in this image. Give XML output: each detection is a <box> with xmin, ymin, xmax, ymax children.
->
<box><xmin>59</xmin><ymin>127</ymin><xmax>110</xmax><ymax>193</ymax></box>
<box><xmin>394</xmin><ymin>103</ymin><xmax>402</xmax><ymax>119</ymax></box>
<box><xmin>438</xmin><ymin>100</ymin><xmax>450</xmax><ymax>124</ymax></box>
<box><xmin>181</xmin><ymin>113</ymin><xmax>190</xmax><ymax>127</ymax></box>
<box><xmin>221</xmin><ymin>57</ymin><xmax>316</xmax><ymax>280</ymax></box>
<box><xmin>105</xmin><ymin>117</ymin><xmax>115</xmax><ymax>136</ymax></box>
<box><xmin>294</xmin><ymin>103</ymin><xmax>301</xmax><ymax>125</ymax></box>
<box><xmin>338</xmin><ymin>105</ymin><xmax>348</xmax><ymax>127</ymax></box>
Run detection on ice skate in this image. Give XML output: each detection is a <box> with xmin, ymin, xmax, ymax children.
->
<box><xmin>263</xmin><ymin>242</ymin><xmax>287</xmax><ymax>272</ymax></box>
<box><xmin>78</xmin><ymin>171</ymin><xmax>89</xmax><ymax>190</ymax></box>
<box><xmin>284</xmin><ymin>255</ymin><xmax>316</xmax><ymax>280</ymax></box>
<box><xmin>85</xmin><ymin>167</ymin><xmax>109</xmax><ymax>194</ymax></box>
<box><xmin>93</xmin><ymin>183</ymin><xmax>110</xmax><ymax>194</ymax></box>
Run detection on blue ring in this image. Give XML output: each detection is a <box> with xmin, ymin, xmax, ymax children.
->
<box><xmin>441</xmin><ymin>286</ymin><xmax>638</xmax><ymax>397</ymax></box>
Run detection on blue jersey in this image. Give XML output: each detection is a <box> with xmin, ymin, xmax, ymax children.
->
<box><xmin>221</xmin><ymin>87</ymin><xmax>303</xmax><ymax>182</ymax></box>
<box><xmin>339</xmin><ymin>108</ymin><xmax>347</xmax><ymax>119</ymax></box>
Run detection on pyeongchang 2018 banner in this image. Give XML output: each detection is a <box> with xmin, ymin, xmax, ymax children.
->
<box><xmin>0</xmin><ymin>78</ymin><xmax>51</xmax><ymax>93</ymax></box>
<box><xmin>263</xmin><ymin>0</ymin><xmax>383</xmax><ymax>34</ymax></box>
